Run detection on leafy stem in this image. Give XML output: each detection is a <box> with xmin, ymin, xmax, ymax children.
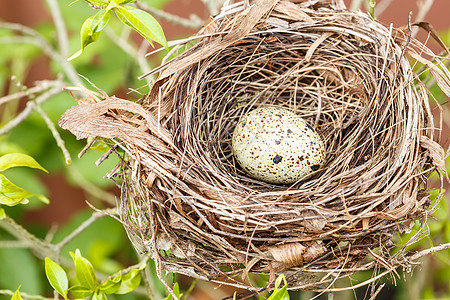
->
<box><xmin>69</xmin><ymin>0</ymin><xmax>168</xmax><ymax>60</ymax></box>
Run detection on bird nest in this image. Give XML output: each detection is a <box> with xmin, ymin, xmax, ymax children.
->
<box><xmin>59</xmin><ymin>0</ymin><xmax>450</xmax><ymax>294</ymax></box>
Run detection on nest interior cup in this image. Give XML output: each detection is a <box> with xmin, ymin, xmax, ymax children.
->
<box><xmin>59</xmin><ymin>0</ymin><xmax>450</xmax><ymax>293</ymax></box>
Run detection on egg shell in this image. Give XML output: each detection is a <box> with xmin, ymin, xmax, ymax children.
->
<box><xmin>232</xmin><ymin>106</ymin><xmax>326</xmax><ymax>184</ymax></box>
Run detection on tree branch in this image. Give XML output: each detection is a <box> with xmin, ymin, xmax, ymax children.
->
<box><xmin>0</xmin><ymin>22</ymin><xmax>81</xmax><ymax>86</ymax></box>
<box><xmin>45</xmin><ymin>0</ymin><xmax>70</xmax><ymax>58</ymax></box>
<box><xmin>0</xmin><ymin>289</ymin><xmax>54</xmax><ymax>300</ymax></box>
<box><xmin>0</xmin><ymin>85</ymin><xmax>64</xmax><ymax>136</ymax></box>
<box><xmin>0</xmin><ymin>215</ymin><xmax>57</xmax><ymax>260</ymax></box>
<box><xmin>55</xmin><ymin>209</ymin><xmax>115</xmax><ymax>250</ymax></box>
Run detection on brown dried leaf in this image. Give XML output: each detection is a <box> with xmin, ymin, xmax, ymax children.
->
<box><xmin>268</xmin><ymin>243</ymin><xmax>305</xmax><ymax>267</ymax></box>
<box><xmin>155</xmin><ymin>0</ymin><xmax>279</xmax><ymax>80</ymax></box>
<box><xmin>420</xmin><ymin>136</ymin><xmax>448</xmax><ymax>178</ymax></box>
<box><xmin>59</xmin><ymin>97</ymin><xmax>174</xmax><ymax>147</ymax></box>
<box><xmin>274</xmin><ymin>0</ymin><xmax>314</xmax><ymax>23</ymax></box>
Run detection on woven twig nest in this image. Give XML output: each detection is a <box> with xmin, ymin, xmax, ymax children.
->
<box><xmin>60</xmin><ymin>0</ymin><xmax>450</xmax><ymax>294</ymax></box>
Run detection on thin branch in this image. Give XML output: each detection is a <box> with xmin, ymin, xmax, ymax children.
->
<box><xmin>35</xmin><ymin>104</ymin><xmax>72</xmax><ymax>165</ymax></box>
<box><xmin>0</xmin><ymin>215</ymin><xmax>57</xmax><ymax>259</ymax></box>
<box><xmin>0</xmin><ymin>85</ymin><xmax>63</xmax><ymax>136</ymax></box>
<box><xmin>105</xmin><ymin>28</ymin><xmax>153</xmax><ymax>87</ymax></box>
<box><xmin>373</xmin><ymin>0</ymin><xmax>394</xmax><ymax>17</ymax></box>
<box><xmin>142</xmin><ymin>264</ymin><xmax>158</xmax><ymax>300</ymax></box>
<box><xmin>0</xmin><ymin>22</ymin><xmax>81</xmax><ymax>86</ymax></box>
<box><xmin>412</xmin><ymin>0</ymin><xmax>434</xmax><ymax>38</ymax></box>
<box><xmin>0</xmin><ymin>80</ymin><xmax>63</xmax><ymax>106</ymax></box>
<box><xmin>182</xmin><ymin>278</ymin><xmax>199</xmax><ymax>300</ymax></box>
<box><xmin>200</xmin><ymin>0</ymin><xmax>225</xmax><ymax>16</ymax></box>
<box><xmin>0</xmin><ymin>289</ymin><xmax>54</xmax><ymax>300</ymax></box>
<box><xmin>350</xmin><ymin>0</ymin><xmax>365</xmax><ymax>11</ymax></box>
<box><xmin>65</xmin><ymin>166</ymin><xmax>118</xmax><ymax>205</ymax></box>
<box><xmin>7</xmin><ymin>76</ymin><xmax>72</xmax><ymax>164</ymax></box>
<box><xmin>0</xmin><ymin>240</ymin><xmax>31</xmax><ymax>248</ymax></box>
<box><xmin>408</xmin><ymin>242</ymin><xmax>450</xmax><ymax>261</ymax></box>
<box><xmin>45</xmin><ymin>0</ymin><xmax>69</xmax><ymax>57</ymax></box>
<box><xmin>55</xmin><ymin>209</ymin><xmax>115</xmax><ymax>249</ymax></box>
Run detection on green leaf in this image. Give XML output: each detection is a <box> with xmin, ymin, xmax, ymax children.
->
<box><xmin>45</xmin><ymin>258</ymin><xmax>69</xmax><ymax>300</ymax></box>
<box><xmin>68</xmin><ymin>285</ymin><xmax>94</xmax><ymax>299</ymax></box>
<box><xmin>85</xmin><ymin>0</ymin><xmax>109</xmax><ymax>6</ymax></box>
<box><xmin>162</xmin><ymin>282</ymin><xmax>183</xmax><ymax>300</ymax></box>
<box><xmin>115</xmin><ymin>270</ymin><xmax>141</xmax><ymax>294</ymax></box>
<box><xmin>0</xmin><ymin>153</ymin><xmax>47</xmax><ymax>172</ymax></box>
<box><xmin>71</xmin><ymin>249</ymin><xmax>98</xmax><ymax>290</ymax></box>
<box><xmin>0</xmin><ymin>207</ymin><xmax>5</xmax><ymax>219</ymax></box>
<box><xmin>11</xmin><ymin>286</ymin><xmax>23</xmax><ymax>300</ymax></box>
<box><xmin>99</xmin><ymin>274</ymin><xmax>122</xmax><ymax>294</ymax></box>
<box><xmin>92</xmin><ymin>290</ymin><xmax>108</xmax><ymax>300</ymax></box>
<box><xmin>90</xmin><ymin>9</ymin><xmax>112</xmax><ymax>33</ymax></box>
<box><xmin>114</xmin><ymin>5</ymin><xmax>168</xmax><ymax>49</ymax></box>
<box><xmin>69</xmin><ymin>16</ymin><xmax>102</xmax><ymax>61</ymax></box>
<box><xmin>0</xmin><ymin>174</ymin><xmax>34</xmax><ymax>206</ymax></box>
<box><xmin>268</xmin><ymin>275</ymin><xmax>289</xmax><ymax>300</ymax></box>
<box><xmin>0</xmin><ymin>174</ymin><xmax>49</xmax><ymax>206</ymax></box>
<box><xmin>267</xmin><ymin>287</ymin><xmax>289</xmax><ymax>300</ymax></box>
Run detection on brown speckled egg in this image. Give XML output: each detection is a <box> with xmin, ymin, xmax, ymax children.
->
<box><xmin>232</xmin><ymin>106</ymin><xmax>326</xmax><ymax>184</ymax></box>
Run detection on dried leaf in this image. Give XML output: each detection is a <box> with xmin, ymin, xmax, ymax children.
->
<box><xmin>268</xmin><ymin>243</ymin><xmax>306</xmax><ymax>267</ymax></box>
<box><xmin>274</xmin><ymin>0</ymin><xmax>313</xmax><ymax>23</ymax></box>
<box><xmin>420</xmin><ymin>136</ymin><xmax>448</xmax><ymax>178</ymax></box>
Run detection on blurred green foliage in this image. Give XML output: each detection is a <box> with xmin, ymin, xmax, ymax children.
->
<box><xmin>0</xmin><ymin>0</ymin><xmax>172</xmax><ymax>299</ymax></box>
<box><xmin>0</xmin><ymin>1</ymin><xmax>449</xmax><ymax>300</ymax></box>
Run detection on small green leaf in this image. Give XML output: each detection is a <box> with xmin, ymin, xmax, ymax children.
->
<box><xmin>91</xmin><ymin>9</ymin><xmax>112</xmax><ymax>33</ymax></box>
<box><xmin>71</xmin><ymin>249</ymin><xmax>98</xmax><ymax>290</ymax></box>
<box><xmin>11</xmin><ymin>286</ymin><xmax>23</xmax><ymax>300</ymax></box>
<box><xmin>68</xmin><ymin>285</ymin><xmax>94</xmax><ymax>299</ymax></box>
<box><xmin>268</xmin><ymin>275</ymin><xmax>289</xmax><ymax>300</ymax></box>
<box><xmin>69</xmin><ymin>16</ymin><xmax>102</xmax><ymax>61</ymax></box>
<box><xmin>162</xmin><ymin>282</ymin><xmax>183</xmax><ymax>300</ymax></box>
<box><xmin>33</xmin><ymin>193</ymin><xmax>50</xmax><ymax>204</ymax></box>
<box><xmin>69</xmin><ymin>0</ymin><xmax>83</xmax><ymax>5</ymax></box>
<box><xmin>0</xmin><ymin>175</ymin><xmax>49</xmax><ymax>206</ymax></box>
<box><xmin>86</xmin><ymin>0</ymin><xmax>109</xmax><ymax>5</ymax></box>
<box><xmin>87</xmin><ymin>138</ymin><xmax>111</xmax><ymax>153</ymax></box>
<box><xmin>0</xmin><ymin>208</ymin><xmax>5</xmax><ymax>219</ymax></box>
<box><xmin>267</xmin><ymin>287</ymin><xmax>289</xmax><ymax>300</ymax></box>
<box><xmin>99</xmin><ymin>274</ymin><xmax>122</xmax><ymax>294</ymax></box>
<box><xmin>0</xmin><ymin>153</ymin><xmax>47</xmax><ymax>172</ymax></box>
<box><xmin>92</xmin><ymin>290</ymin><xmax>108</xmax><ymax>300</ymax></box>
<box><xmin>114</xmin><ymin>5</ymin><xmax>168</xmax><ymax>49</ymax></box>
<box><xmin>0</xmin><ymin>174</ymin><xmax>34</xmax><ymax>206</ymax></box>
<box><xmin>115</xmin><ymin>270</ymin><xmax>141</xmax><ymax>294</ymax></box>
<box><xmin>45</xmin><ymin>258</ymin><xmax>69</xmax><ymax>300</ymax></box>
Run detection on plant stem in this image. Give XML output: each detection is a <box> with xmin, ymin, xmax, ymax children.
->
<box><xmin>369</xmin><ymin>0</ymin><xmax>376</xmax><ymax>18</ymax></box>
<box><xmin>45</xmin><ymin>0</ymin><xmax>69</xmax><ymax>58</ymax></box>
<box><xmin>0</xmin><ymin>289</ymin><xmax>54</xmax><ymax>300</ymax></box>
<box><xmin>0</xmin><ymin>215</ymin><xmax>57</xmax><ymax>260</ymax></box>
<box><xmin>0</xmin><ymin>22</ymin><xmax>81</xmax><ymax>86</ymax></box>
<box><xmin>0</xmin><ymin>86</ymin><xmax>63</xmax><ymax>136</ymax></box>
<box><xmin>55</xmin><ymin>209</ymin><xmax>112</xmax><ymax>250</ymax></box>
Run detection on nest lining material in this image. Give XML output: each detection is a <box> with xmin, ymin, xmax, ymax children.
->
<box><xmin>59</xmin><ymin>0</ymin><xmax>450</xmax><ymax>292</ymax></box>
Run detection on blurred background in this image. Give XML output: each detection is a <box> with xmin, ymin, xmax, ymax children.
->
<box><xmin>0</xmin><ymin>0</ymin><xmax>449</xmax><ymax>299</ymax></box>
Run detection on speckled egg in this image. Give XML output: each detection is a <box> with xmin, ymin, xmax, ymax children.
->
<box><xmin>232</xmin><ymin>106</ymin><xmax>326</xmax><ymax>184</ymax></box>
